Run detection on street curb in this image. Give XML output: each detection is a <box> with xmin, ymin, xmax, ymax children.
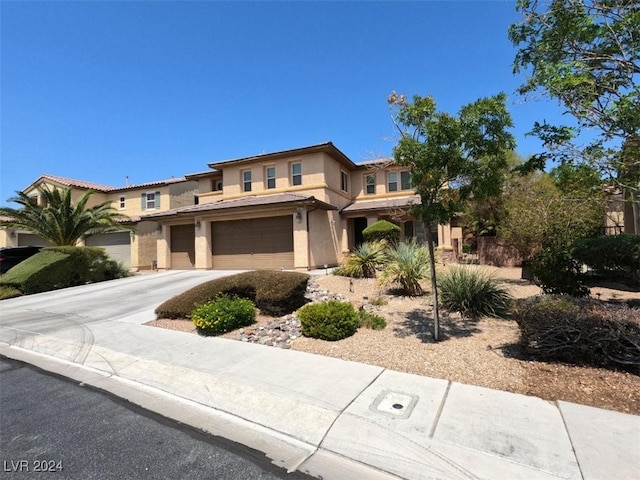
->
<box><xmin>0</xmin><ymin>345</ymin><xmax>402</xmax><ymax>480</ymax></box>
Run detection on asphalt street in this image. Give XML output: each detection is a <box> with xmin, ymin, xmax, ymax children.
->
<box><xmin>0</xmin><ymin>358</ymin><xmax>313</xmax><ymax>480</ymax></box>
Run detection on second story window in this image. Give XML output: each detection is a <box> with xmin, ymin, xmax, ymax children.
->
<box><xmin>388</xmin><ymin>171</ymin><xmax>411</xmax><ymax>192</ymax></box>
<box><xmin>141</xmin><ymin>191</ymin><xmax>160</xmax><ymax>210</ymax></box>
<box><xmin>400</xmin><ymin>171</ymin><xmax>411</xmax><ymax>190</ymax></box>
<box><xmin>266</xmin><ymin>166</ymin><xmax>276</xmax><ymax>189</ymax></box>
<box><xmin>341</xmin><ymin>171</ymin><xmax>349</xmax><ymax>193</ymax></box>
<box><xmin>291</xmin><ymin>163</ymin><xmax>302</xmax><ymax>186</ymax></box>
<box><xmin>387</xmin><ymin>172</ymin><xmax>398</xmax><ymax>192</ymax></box>
<box><xmin>242</xmin><ymin>170</ymin><xmax>252</xmax><ymax>192</ymax></box>
<box><xmin>119</xmin><ymin>196</ymin><xmax>126</xmax><ymax>209</ymax></box>
<box><xmin>365</xmin><ymin>174</ymin><xmax>376</xmax><ymax>195</ymax></box>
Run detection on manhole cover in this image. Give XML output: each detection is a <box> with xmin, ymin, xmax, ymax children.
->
<box><xmin>369</xmin><ymin>390</ymin><xmax>418</xmax><ymax>419</ymax></box>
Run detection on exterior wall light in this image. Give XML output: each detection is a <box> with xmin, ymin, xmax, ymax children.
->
<box><xmin>195</xmin><ymin>220</ymin><xmax>201</xmax><ymax>230</ymax></box>
<box><xmin>295</xmin><ymin>207</ymin><xmax>304</xmax><ymax>223</ymax></box>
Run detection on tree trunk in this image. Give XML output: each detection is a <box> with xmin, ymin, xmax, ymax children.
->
<box><xmin>425</xmin><ymin>227</ymin><xmax>440</xmax><ymax>341</ymax></box>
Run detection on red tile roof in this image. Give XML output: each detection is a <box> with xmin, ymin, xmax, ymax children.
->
<box><xmin>34</xmin><ymin>174</ymin><xmax>191</xmax><ymax>192</ymax></box>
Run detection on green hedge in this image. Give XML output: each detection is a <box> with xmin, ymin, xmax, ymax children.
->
<box><xmin>0</xmin><ymin>246</ymin><xmax>128</xmax><ymax>295</ymax></box>
<box><xmin>362</xmin><ymin>220</ymin><xmax>401</xmax><ymax>245</ymax></box>
<box><xmin>298</xmin><ymin>301</ymin><xmax>359</xmax><ymax>341</ymax></box>
<box><xmin>572</xmin><ymin>234</ymin><xmax>640</xmax><ymax>287</ymax></box>
<box><xmin>155</xmin><ymin>270</ymin><xmax>310</xmax><ymax>318</ymax></box>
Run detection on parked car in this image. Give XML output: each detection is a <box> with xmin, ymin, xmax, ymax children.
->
<box><xmin>0</xmin><ymin>246</ymin><xmax>42</xmax><ymax>274</ymax></box>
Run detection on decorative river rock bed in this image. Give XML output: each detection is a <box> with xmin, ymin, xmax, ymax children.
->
<box><xmin>235</xmin><ymin>279</ymin><xmax>350</xmax><ymax>349</ymax></box>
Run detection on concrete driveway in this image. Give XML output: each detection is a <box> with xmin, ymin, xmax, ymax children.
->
<box><xmin>0</xmin><ymin>270</ymin><xmax>242</xmax><ymax>335</ymax></box>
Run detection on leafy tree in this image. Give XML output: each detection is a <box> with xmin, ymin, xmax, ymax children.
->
<box><xmin>498</xmin><ymin>172</ymin><xmax>604</xmax><ymax>261</ymax></box>
<box><xmin>0</xmin><ymin>185</ymin><xmax>131</xmax><ymax>246</ymax></box>
<box><xmin>510</xmin><ymin>0</ymin><xmax>639</xmax><ymax>141</ymax></box>
<box><xmin>462</xmin><ymin>150</ymin><xmax>525</xmax><ymax>239</ymax></box>
<box><xmin>509</xmin><ymin>0</ymin><xmax>640</xmax><ymax>231</ymax></box>
<box><xmin>388</xmin><ymin>92</ymin><xmax>515</xmax><ymax>340</ymax></box>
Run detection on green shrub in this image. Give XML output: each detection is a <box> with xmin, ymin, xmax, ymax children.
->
<box><xmin>530</xmin><ymin>245</ymin><xmax>589</xmax><ymax>297</ymax></box>
<box><xmin>333</xmin><ymin>241</ymin><xmax>387</xmax><ymax>278</ymax></box>
<box><xmin>572</xmin><ymin>234</ymin><xmax>640</xmax><ymax>287</ymax></box>
<box><xmin>362</xmin><ymin>220</ymin><xmax>401</xmax><ymax>245</ymax></box>
<box><xmin>156</xmin><ymin>270</ymin><xmax>309</xmax><ymax>319</ymax></box>
<box><xmin>0</xmin><ymin>246</ymin><xmax>128</xmax><ymax>295</ymax></box>
<box><xmin>191</xmin><ymin>295</ymin><xmax>256</xmax><ymax>335</ymax></box>
<box><xmin>0</xmin><ymin>285</ymin><xmax>23</xmax><ymax>300</ymax></box>
<box><xmin>513</xmin><ymin>295</ymin><xmax>640</xmax><ymax>369</ymax></box>
<box><xmin>379</xmin><ymin>239</ymin><xmax>430</xmax><ymax>295</ymax></box>
<box><xmin>438</xmin><ymin>266</ymin><xmax>513</xmax><ymax>319</ymax></box>
<box><xmin>298</xmin><ymin>301</ymin><xmax>359</xmax><ymax>341</ymax></box>
<box><xmin>357</xmin><ymin>308</ymin><xmax>387</xmax><ymax>330</ymax></box>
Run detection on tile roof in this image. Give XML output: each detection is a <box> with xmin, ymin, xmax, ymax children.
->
<box><xmin>208</xmin><ymin>142</ymin><xmax>356</xmax><ymax>170</ymax></box>
<box><xmin>40</xmin><ymin>174</ymin><xmax>116</xmax><ymax>191</ymax></box>
<box><xmin>340</xmin><ymin>195</ymin><xmax>421</xmax><ymax>213</ymax></box>
<box><xmin>141</xmin><ymin>193</ymin><xmax>337</xmax><ymax>219</ymax></box>
<box><xmin>35</xmin><ymin>174</ymin><xmax>191</xmax><ymax>192</ymax></box>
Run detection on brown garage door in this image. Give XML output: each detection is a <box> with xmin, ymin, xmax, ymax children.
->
<box><xmin>170</xmin><ymin>224</ymin><xmax>195</xmax><ymax>269</ymax></box>
<box><xmin>212</xmin><ymin>216</ymin><xmax>294</xmax><ymax>269</ymax></box>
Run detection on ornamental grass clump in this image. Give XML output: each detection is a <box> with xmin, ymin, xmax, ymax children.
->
<box><xmin>438</xmin><ymin>266</ymin><xmax>513</xmax><ymax>320</ymax></box>
<box><xmin>379</xmin><ymin>239</ymin><xmax>430</xmax><ymax>295</ymax></box>
<box><xmin>333</xmin><ymin>241</ymin><xmax>387</xmax><ymax>278</ymax></box>
<box><xmin>190</xmin><ymin>295</ymin><xmax>256</xmax><ymax>336</ymax></box>
<box><xmin>297</xmin><ymin>301</ymin><xmax>359</xmax><ymax>341</ymax></box>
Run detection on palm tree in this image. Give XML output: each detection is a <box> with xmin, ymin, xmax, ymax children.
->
<box><xmin>0</xmin><ymin>185</ymin><xmax>132</xmax><ymax>246</ymax></box>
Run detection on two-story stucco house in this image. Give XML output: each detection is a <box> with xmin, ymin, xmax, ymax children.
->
<box><xmin>1</xmin><ymin>142</ymin><xmax>461</xmax><ymax>271</ymax></box>
<box><xmin>141</xmin><ymin>142</ymin><xmax>455</xmax><ymax>270</ymax></box>
<box><xmin>0</xmin><ymin>174</ymin><xmax>198</xmax><ymax>270</ymax></box>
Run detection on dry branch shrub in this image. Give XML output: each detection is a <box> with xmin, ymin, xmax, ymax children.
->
<box><xmin>513</xmin><ymin>296</ymin><xmax>640</xmax><ymax>371</ymax></box>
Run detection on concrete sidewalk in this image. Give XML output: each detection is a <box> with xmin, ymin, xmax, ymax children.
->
<box><xmin>1</xmin><ymin>295</ymin><xmax>639</xmax><ymax>479</ymax></box>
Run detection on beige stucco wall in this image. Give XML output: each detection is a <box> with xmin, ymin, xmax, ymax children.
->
<box><xmin>112</xmin><ymin>183</ymin><xmax>196</xmax><ymax>217</ymax></box>
<box><xmin>0</xmin><ymin>229</ymin><xmax>18</xmax><ymax>248</ymax></box>
<box><xmin>24</xmin><ymin>181</ymin><xmax>111</xmax><ymax>208</ymax></box>
<box><xmin>169</xmin><ymin>181</ymin><xmax>199</xmax><ymax>209</ymax></box>
<box><xmin>131</xmin><ymin>221</ymin><xmax>159</xmax><ymax>270</ymax></box>
<box><xmin>308</xmin><ymin>209</ymin><xmax>342</xmax><ymax>268</ymax></box>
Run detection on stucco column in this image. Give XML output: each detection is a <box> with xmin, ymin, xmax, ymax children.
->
<box><xmin>156</xmin><ymin>223</ymin><xmax>170</xmax><ymax>270</ymax></box>
<box><xmin>293</xmin><ymin>209</ymin><xmax>309</xmax><ymax>270</ymax></box>
<box><xmin>0</xmin><ymin>229</ymin><xmax>18</xmax><ymax>248</ymax></box>
<box><xmin>195</xmin><ymin>218</ymin><xmax>212</xmax><ymax>270</ymax></box>
<box><xmin>340</xmin><ymin>218</ymin><xmax>349</xmax><ymax>254</ymax></box>
<box><xmin>128</xmin><ymin>230</ymin><xmax>139</xmax><ymax>272</ymax></box>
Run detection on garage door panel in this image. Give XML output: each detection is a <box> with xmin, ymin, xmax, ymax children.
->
<box><xmin>18</xmin><ymin>234</ymin><xmax>51</xmax><ymax>247</ymax></box>
<box><xmin>212</xmin><ymin>216</ymin><xmax>293</xmax><ymax>269</ymax></box>
<box><xmin>86</xmin><ymin>232</ymin><xmax>131</xmax><ymax>268</ymax></box>
<box><xmin>170</xmin><ymin>224</ymin><xmax>195</xmax><ymax>270</ymax></box>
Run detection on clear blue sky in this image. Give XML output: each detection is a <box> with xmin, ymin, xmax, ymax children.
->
<box><xmin>1</xmin><ymin>1</ymin><xmax>569</xmax><ymax>205</ymax></box>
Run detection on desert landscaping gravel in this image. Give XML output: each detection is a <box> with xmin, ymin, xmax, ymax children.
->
<box><xmin>148</xmin><ymin>265</ymin><xmax>640</xmax><ymax>415</ymax></box>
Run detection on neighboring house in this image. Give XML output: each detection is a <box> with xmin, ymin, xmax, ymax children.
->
<box><xmin>141</xmin><ymin>142</ymin><xmax>454</xmax><ymax>270</ymax></box>
<box><xmin>0</xmin><ymin>174</ymin><xmax>198</xmax><ymax>270</ymax></box>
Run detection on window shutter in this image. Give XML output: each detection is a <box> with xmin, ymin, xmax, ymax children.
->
<box><xmin>155</xmin><ymin>191</ymin><xmax>161</xmax><ymax>209</ymax></box>
<box><xmin>141</xmin><ymin>193</ymin><xmax>146</xmax><ymax>210</ymax></box>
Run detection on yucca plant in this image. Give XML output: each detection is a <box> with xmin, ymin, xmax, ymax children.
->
<box><xmin>334</xmin><ymin>241</ymin><xmax>387</xmax><ymax>278</ymax></box>
<box><xmin>438</xmin><ymin>266</ymin><xmax>513</xmax><ymax>320</ymax></box>
<box><xmin>379</xmin><ymin>239</ymin><xmax>430</xmax><ymax>295</ymax></box>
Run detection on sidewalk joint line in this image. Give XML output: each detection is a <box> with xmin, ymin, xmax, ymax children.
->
<box><xmin>556</xmin><ymin>401</ymin><xmax>586</xmax><ymax>480</ymax></box>
<box><xmin>429</xmin><ymin>380</ymin><xmax>451</xmax><ymax>438</ymax></box>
